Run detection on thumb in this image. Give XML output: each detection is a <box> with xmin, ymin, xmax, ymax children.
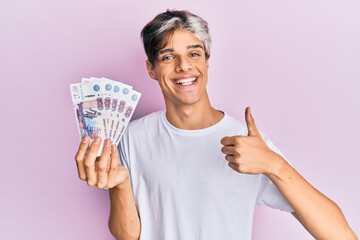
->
<box><xmin>245</xmin><ymin>107</ymin><xmax>260</xmax><ymax>136</ymax></box>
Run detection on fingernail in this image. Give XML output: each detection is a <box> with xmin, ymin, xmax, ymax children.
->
<box><xmin>104</xmin><ymin>139</ymin><xmax>111</xmax><ymax>148</ymax></box>
<box><xmin>93</xmin><ymin>137</ymin><xmax>101</xmax><ymax>145</ymax></box>
<box><xmin>81</xmin><ymin>136</ymin><xmax>89</xmax><ymax>143</ymax></box>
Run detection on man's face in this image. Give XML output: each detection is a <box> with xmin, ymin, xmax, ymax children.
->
<box><xmin>146</xmin><ymin>29</ymin><xmax>209</xmax><ymax>108</ymax></box>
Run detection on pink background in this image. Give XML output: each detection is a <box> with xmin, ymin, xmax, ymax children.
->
<box><xmin>1</xmin><ymin>0</ymin><xmax>359</xmax><ymax>239</ymax></box>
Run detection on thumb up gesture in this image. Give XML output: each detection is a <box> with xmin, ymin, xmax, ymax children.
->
<box><xmin>221</xmin><ymin>107</ymin><xmax>282</xmax><ymax>175</ymax></box>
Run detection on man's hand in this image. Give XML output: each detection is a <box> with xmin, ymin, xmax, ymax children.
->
<box><xmin>221</xmin><ymin>107</ymin><xmax>282</xmax><ymax>175</ymax></box>
<box><xmin>75</xmin><ymin>136</ymin><xmax>129</xmax><ymax>189</ymax></box>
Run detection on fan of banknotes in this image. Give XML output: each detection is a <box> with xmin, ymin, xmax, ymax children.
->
<box><xmin>70</xmin><ymin>77</ymin><xmax>141</xmax><ymax>154</ymax></box>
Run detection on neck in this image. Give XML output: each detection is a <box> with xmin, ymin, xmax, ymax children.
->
<box><xmin>165</xmin><ymin>95</ymin><xmax>224</xmax><ymax>130</ymax></box>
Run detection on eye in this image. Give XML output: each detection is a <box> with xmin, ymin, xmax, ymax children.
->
<box><xmin>190</xmin><ymin>52</ymin><xmax>201</xmax><ymax>57</ymax></box>
<box><xmin>161</xmin><ymin>55</ymin><xmax>175</xmax><ymax>61</ymax></box>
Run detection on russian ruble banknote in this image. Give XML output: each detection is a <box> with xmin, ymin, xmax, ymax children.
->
<box><xmin>70</xmin><ymin>77</ymin><xmax>141</xmax><ymax>155</ymax></box>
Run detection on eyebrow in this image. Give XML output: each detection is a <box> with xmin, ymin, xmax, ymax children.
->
<box><xmin>187</xmin><ymin>44</ymin><xmax>204</xmax><ymax>50</ymax></box>
<box><xmin>158</xmin><ymin>44</ymin><xmax>204</xmax><ymax>55</ymax></box>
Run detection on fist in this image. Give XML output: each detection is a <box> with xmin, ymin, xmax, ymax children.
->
<box><xmin>74</xmin><ymin>136</ymin><xmax>129</xmax><ymax>189</ymax></box>
<box><xmin>221</xmin><ymin>107</ymin><xmax>281</xmax><ymax>175</ymax></box>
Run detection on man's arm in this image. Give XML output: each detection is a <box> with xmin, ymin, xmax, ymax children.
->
<box><xmin>267</xmin><ymin>154</ymin><xmax>357</xmax><ymax>240</ymax></box>
<box><xmin>109</xmin><ymin>179</ymin><xmax>141</xmax><ymax>240</ymax></box>
<box><xmin>75</xmin><ymin>136</ymin><xmax>141</xmax><ymax>240</ymax></box>
<box><xmin>221</xmin><ymin>107</ymin><xmax>357</xmax><ymax>240</ymax></box>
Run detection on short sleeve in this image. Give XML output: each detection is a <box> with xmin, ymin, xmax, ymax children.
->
<box><xmin>256</xmin><ymin>132</ymin><xmax>294</xmax><ymax>212</ymax></box>
<box><xmin>256</xmin><ymin>174</ymin><xmax>294</xmax><ymax>212</ymax></box>
<box><xmin>118</xmin><ymin>128</ymin><xmax>130</xmax><ymax>171</ymax></box>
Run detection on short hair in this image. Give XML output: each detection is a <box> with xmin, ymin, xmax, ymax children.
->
<box><xmin>141</xmin><ymin>9</ymin><xmax>212</xmax><ymax>66</ymax></box>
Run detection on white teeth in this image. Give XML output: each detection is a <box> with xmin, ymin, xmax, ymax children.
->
<box><xmin>176</xmin><ymin>78</ymin><xmax>196</xmax><ymax>85</ymax></box>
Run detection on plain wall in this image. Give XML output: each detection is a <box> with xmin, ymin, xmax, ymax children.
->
<box><xmin>1</xmin><ymin>0</ymin><xmax>359</xmax><ymax>239</ymax></box>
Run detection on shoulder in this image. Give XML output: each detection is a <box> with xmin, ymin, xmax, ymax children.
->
<box><xmin>128</xmin><ymin>110</ymin><xmax>163</xmax><ymax>129</ymax></box>
<box><xmin>124</xmin><ymin>110</ymin><xmax>164</xmax><ymax>139</ymax></box>
<box><xmin>120</xmin><ymin>111</ymin><xmax>163</xmax><ymax>150</ymax></box>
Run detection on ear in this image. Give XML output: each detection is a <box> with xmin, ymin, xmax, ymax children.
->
<box><xmin>145</xmin><ymin>60</ymin><xmax>157</xmax><ymax>81</ymax></box>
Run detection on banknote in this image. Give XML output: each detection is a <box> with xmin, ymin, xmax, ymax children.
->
<box><xmin>81</xmin><ymin>77</ymin><xmax>135</xmax><ymax>143</ymax></box>
<box><xmin>70</xmin><ymin>81</ymin><xmax>106</xmax><ymax>155</ymax></box>
<box><xmin>81</xmin><ymin>77</ymin><xmax>110</xmax><ymax>138</ymax></box>
<box><xmin>70</xmin><ymin>77</ymin><xmax>141</xmax><ymax>154</ymax></box>
<box><xmin>100</xmin><ymin>77</ymin><xmax>133</xmax><ymax>142</ymax></box>
<box><xmin>107</xmin><ymin>79</ymin><xmax>134</xmax><ymax>143</ymax></box>
<box><xmin>114</xmin><ymin>89</ymin><xmax>141</xmax><ymax>145</ymax></box>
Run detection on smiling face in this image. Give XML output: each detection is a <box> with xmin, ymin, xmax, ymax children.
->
<box><xmin>146</xmin><ymin>29</ymin><xmax>210</xmax><ymax>110</ymax></box>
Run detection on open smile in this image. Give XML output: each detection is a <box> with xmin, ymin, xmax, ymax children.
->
<box><xmin>174</xmin><ymin>77</ymin><xmax>197</xmax><ymax>86</ymax></box>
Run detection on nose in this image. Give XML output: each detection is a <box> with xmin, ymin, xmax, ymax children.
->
<box><xmin>175</xmin><ymin>57</ymin><xmax>192</xmax><ymax>72</ymax></box>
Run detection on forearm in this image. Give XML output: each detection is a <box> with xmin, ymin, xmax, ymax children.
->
<box><xmin>267</xmin><ymin>155</ymin><xmax>357</xmax><ymax>240</ymax></box>
<box><xmin>108</xmin><ymin>179</ymin><xmax>141</xmax><ymax>240</ymax></box>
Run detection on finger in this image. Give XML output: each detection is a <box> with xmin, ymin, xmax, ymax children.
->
<box><xmin>85</xmin><ymin>136</ymin><xmax>102</xmax><ymax>186</ymax></box>
<box><xmin>220</xmin><ymin>136</ymin><xmax>236</xmax><ymax>146</ymax></box>
<box><xmin>110</xmin><ymin>144</ymin><xmax>120</xmax><ymax>170</ymax></box>
<box><xmin>106</xmin><ymin>152</ymin><xmax>111</xmax><ymax>172</ymax></box>
<box><xmin>245</xmin><ymin>106</ymin><xmax>260</xmax><ymax>136</ymax></box>
<box><xmin>228</xmin><ymin>162</ymin><xmax>238</xmax><ymax>171</ymax></box>
<box><xmin>106</xmin><ymin>144</ymin><xmax>121</xmax><ymax>188</ymax></box>
<box><xmin>96</xmin><ymin>139</ymin><xmax>112</xmax><ymax>189</ymax></box>
<box><xmin>221</xmin><ymin>145</ymin><xmax>236</xmax><ymax>155</ymax></box>
<box><xmin>225</xmin><ymin>154</ymin><xmax>236</xmax><ymax>162</ymax></box>
<box><xmin>75</xmin><ymin>135</ymin><xmax>90</xmax><ymax>181</ymax></box>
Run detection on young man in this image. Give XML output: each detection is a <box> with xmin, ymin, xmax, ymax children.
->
<box><xmin>75</xmin><ymin>10</ymin><xmax>357</xmax><ymax>240</ymax></box>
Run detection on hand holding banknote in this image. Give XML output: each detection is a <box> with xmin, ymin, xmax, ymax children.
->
<box><xmin>71</xmin><ymin>77</ymin><xmax>141</xmax><ymax>188</ymax></box>
<box><xmin>75</xmin><ymin>136</ymin><xmax>129</xmax><ymax>189</ymax></box>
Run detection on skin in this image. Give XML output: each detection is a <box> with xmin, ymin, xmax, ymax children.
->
<box><xmin>146</xmin><ymin>29</ymin><xmax>224</xmax><ymax>130</ymax></box>
<box><xmin>221</xmin><ymin>107</ymin><xmax>357</xmax><ymax>239</ymax></box>
<box><xmin>74</xmin><ymin>29</ymin><xmax>357</xmax><ymax>240</ymax></box>
<box><xmin>75</xmin><ymin>137</ymin><xmax>140</xmax><ymax>240</ymax></box>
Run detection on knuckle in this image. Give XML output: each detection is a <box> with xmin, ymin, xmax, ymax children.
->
<box><xmin>88</xmin><ymin>147</ymin><xmax>98</xmax><ymax>155</ymax></box>
<box><xmin>111</xmin><ymin>160</ymin><xmax>120</xmax><ymax>168</ymax></box>
<box><xmin>89</xmin><ymin>143</ymin><xmax>100</xmax><ymax>153</ymax></box>
<box><xmin>110</xmin><ymin>165</ymin><xmax>118</xmax><ymax>172</ymax></box>
<box><xmin>85</xmin><ymin>166</ymin><xmax>94</xmax><ymax>174</ymax></box>
<box><xmin>234</xmin><ymin>151</ymin><xmax>241</xmax><ymax>158</ymax></box>
<box><xmin>74</xmin><ymin>153</ymin><xmax>84</xmax><ymax>163</ymax></box>
<box><xmin>234</xmin><ymin>147</ymin><xmax>241</xmax><ymax>154</ymax></box>
<box><xmin>97</xmin><ymin>164</ymin><xmax>107</xmax><ymax>172</ymax></box>
<box><xmin>79</xmin><ymin>141</ymin><xmax>88</xmax><ymax>150</ymax></box>
<box><xmin>84</xmin><ymin>161</ymin><xmax>93</xmax><ymax>169</ymax></box>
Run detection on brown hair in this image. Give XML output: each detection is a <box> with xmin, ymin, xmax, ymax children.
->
<box><xmin>141</xmin><ymin>9</ymin><xmax>211</xmax><ymax>66</ymax></box>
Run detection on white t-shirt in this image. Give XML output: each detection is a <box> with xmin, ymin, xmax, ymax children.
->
<box><xmin>119</xmin><ymin>111</ymin><xmax>293</xmax><ymax>240</ymax></box>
